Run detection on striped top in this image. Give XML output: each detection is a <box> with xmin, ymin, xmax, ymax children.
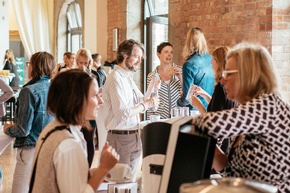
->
<box><xmin>147</xmin><ymin>67</ymin><xmax>182</xmax><ymax>119</ymax></box>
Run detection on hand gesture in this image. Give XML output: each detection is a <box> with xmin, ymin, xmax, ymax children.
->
<box><xmin>3</xmin><ymin>123</ymin><xmax>14</xmax><ymax>133</ymax></box>
<box><xmin>193</xmin><ymin>86</ymin><xmax>211</xmax><ymax>103</ymax></box>
<box><xmin>172</xmin><ymin>65</ymin><xmax>182</xmax><ymax>77</ymax></box>
<box><xmin>99</xmin><ymin>142</ymin><xmax>119</xmax><ymax>171</ymax></box>
<box><xmin>190</xmin><ymin>95</ymin><xmax>203</xmax><ymax>110</ymax></box>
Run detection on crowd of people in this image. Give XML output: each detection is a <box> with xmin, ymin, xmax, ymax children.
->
<box><xmin>0</xmin><ymin>26</ymin><xmax>289</xmax><ymax>193</ymax></box>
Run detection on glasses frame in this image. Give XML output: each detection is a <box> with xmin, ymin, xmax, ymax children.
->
<box><xmin>221</xmin><ymin>70</ymin><xmax>238</xmax><ymax>79</ymax></box>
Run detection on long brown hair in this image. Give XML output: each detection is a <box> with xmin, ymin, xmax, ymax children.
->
<box><xmin>212</xmin><ymin>46</ymin><xmax>230</xmax><ymax>83</ymax></box>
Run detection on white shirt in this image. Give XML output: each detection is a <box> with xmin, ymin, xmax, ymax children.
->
<box><xmin>53</xmin><ymin>125</ymin><xmax>94</xmax><ymax>193</ymax></box>
<box><xmin>102</xmin><ymin>65</ymin><xmax>144</xmax><ymax>131</ymax></box>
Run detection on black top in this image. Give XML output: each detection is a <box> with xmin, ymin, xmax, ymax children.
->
<box><xmin>207</xmin><ymin>82</ymin><xmax>236</xmax><ymax>155</ymax></box>
<box><xmin>3</xmin><ymin>61</ymin><xmax>20</xmax><ymax>87</ymax></box>
<box><xmin>91</xmin><ymin>66</ymin><xmax>107</xmax><ymax>87</ymax></box>
<box><xmin>207</xmin><ymin>82</ymin><xmax>236</xmax><ymax>113</ymax></box>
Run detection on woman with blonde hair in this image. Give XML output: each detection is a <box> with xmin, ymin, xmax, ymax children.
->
<box><xmin>76</xmin><ymin>48</ymin><xmax>93</xmax><ymax>71</ymax></box>
<box><xmin>76</xmin><ymin>48</ymin><xmax>97</xmax><ymax>167</ymax></box>
<box><xmin>3</xmin><ymin>49</ymin><xmax>20</xmax><ymax>87</ymax></box>
<box><xmin>177</xmin><ymin>27</ymin><xmax>215</xmax><ymax>110</ymax></box>
<box><xmin>191</xmin><ymin>43</ymin><xmax>289</xmax><ymax>192</ymax></box>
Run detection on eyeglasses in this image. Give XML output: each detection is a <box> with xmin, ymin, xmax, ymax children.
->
<box><xmin>221</xmin><ymin>70</ymin><xmax>238</xmax><ymax>79</ymax></box>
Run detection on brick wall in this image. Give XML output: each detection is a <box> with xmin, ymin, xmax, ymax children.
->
<box><xmin>107</xmin><ymin>0</ymin><xmax>144</xmax><ymax>90</ymax></box>
<box><xmin>272</xmin><ymin>0</ymin><xmax>290</xmax><ymax>103</ymax></box>
<box><xmin>169</xmin><ymin>0</ymin><xmax>290</xmax><ymax>103</ymax></box>
<box><xmin>106</xmin><ymin>0</ymin><xmax>290</xmax><ymax>103</ymax></box>
<box><xmin>107</xmin><ymin>0</ymin><xmax>126</xmax><ymax>62</ymax></box>
<box><xmin>169</xmin><ymin>0</ymin><xmax>272</xmax><ymax>62</ymax></box>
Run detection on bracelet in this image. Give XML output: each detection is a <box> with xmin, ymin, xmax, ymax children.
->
<box><xmin>140</xmin><ymin>103</ymin><xmax>146</xmax><ymax>112</ymax></box>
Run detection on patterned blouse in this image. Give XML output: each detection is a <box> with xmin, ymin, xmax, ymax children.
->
<box><xmin>146</xmin><ymin>67</ymin><xmax>182</xmax><ymax>119</ymax></box>
<box><xmin>193</xmin><ymin>93</ymin><xmax>289</xmax><ymax>193</ymax></box>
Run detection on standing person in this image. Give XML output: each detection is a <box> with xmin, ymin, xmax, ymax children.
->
<box><xmin>0</xmin><ymin>76</ymin><xmax>13</xmax><ymax>190</ymax></box>
<box><xmin>177</xmin><ymin>27</ymin><xmax>215</xmax><ymax>110</ymax></box>
<box><xmin>192</xmin><ymin>43</ymin><xmax>289</xmax><ymax>193</ymax></box>
<box><xmin>75</xmin><ymin>48</ymin><xmax>97</xmax><ymax>167</ymax></box>
<box><xmin>147</xmin><ymin>42</ymin><xmax>182</xmax><ymax>119</ymax></box>
<box><xmin>3</xmin><ymin>49</ymin><xmax>21</xmax><ymax>87</ymax></box>
<box><xmin>102</xmin><ymin>39</ymin><xmax>159</xmax><ymax>181</ymax></box>
<box><xmin>91</xmin><ymin>53</ymin><xmax>107</xmax><ymax>87</ymax></box>
<box><xmin>0</xmin><ymin>76</ymin><xmax>13</xmax><ymax>118</ymax></box>
<box><xmin>3</xmin><ymin>52</ymin><xmax>55</xmax><ymax>193</ymax></box>
<box><xmin>29</xmin><ymin>69</ymin><xmax>119</xmax><ymax>193</ymax></box>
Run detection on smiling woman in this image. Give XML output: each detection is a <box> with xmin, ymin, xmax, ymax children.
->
<box><xmin>29</xmin><ymin>69</ymin><xmax>119</xmax><ymax>193</ymax></box>
<box><xmin>146</xmin><ymin>42</ymin><xmax>182</xmax><ymax>119</ymax></box>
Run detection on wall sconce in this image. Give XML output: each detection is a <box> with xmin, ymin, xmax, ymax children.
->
<box><xmin>112</xmin><ymin>28</ymin><xmax>118</xmax><ymax>51</ymax></box>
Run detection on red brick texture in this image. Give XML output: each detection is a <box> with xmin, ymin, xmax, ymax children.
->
<box><xmin>107</xmin><ymin>0</ymin><xmax>290</xmax><ymax>103</ymax></box>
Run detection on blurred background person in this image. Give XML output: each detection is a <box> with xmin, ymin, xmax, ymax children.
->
<box><xmin>177</xmin><ymin>27</ymin><xmax>214</xmax><ymax>110</ymax></box>
<box><xmin>146</xmin><ymin>42</ymin><xmax>182</xmax><ymax>119</ymax></box>
<box><xmin>76</xmin><ymin>48</ymin><xmax>92</xmax><ymax>71</ymax></box>
<box><xmin>75</xmin><ymin>48</ymin><xmax>97</xmax><ymax>167</ymax></box>
<box><xmin>29</xmin><ymin>69</ymin><xmax>119</xmax><ymax>193</ymax></box>
<box><xmin>3</xmin><ymin>49</ymin><xmax>21</xmax><ymax>88</ymax></box>
<box><xmin>3</xmin><ymin>52</ymin><xmax>55</xmax><ymax>193</ymax></box>
<box><xmin>91</xmin><ymin>53</ymin><xmax>107</xmax><ymax>88</ymax></box>
<box><xmin>59</xmin><ymin>52</ymin><xmax>76</xmax><ymax>72</ymax></box>
<box><xmin>192</xmin><ymin>43</ymin><xmax>289</xmax><ymax>193</ymax></box>
<box><xmin>0</xmin><ymin>76</ymin><xmax>13</xmax><ymax>118</ymax></box>
<box><xmin>52</xmin><ymin>52</ymin><xmax>76</xmax><ymax>78</ymax></box>
<box><xmin>190</xmin><ymin>46</ymin><xmax>237</xmax><ymax>172</ymax></box>
<box><xmin>0</xmin><ymin>76</ymin><xmax>13</xmax><ymax>190</ymax></box>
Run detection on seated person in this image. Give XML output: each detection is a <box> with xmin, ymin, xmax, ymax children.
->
<box><xmin>29</xmin><ymin>69</ymin><xmax>119</xmax><ymax>193</ymax></box>
<box><xmin>191</xmin><ymin>43</ymin><xmax>289</xmax><ymax>193</ymax></box>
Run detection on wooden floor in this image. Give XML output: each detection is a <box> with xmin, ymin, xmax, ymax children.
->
<box><xmin>0</xmin><ymin>143</ymin><xmax>16</xmax><ymax>193</ymax></box>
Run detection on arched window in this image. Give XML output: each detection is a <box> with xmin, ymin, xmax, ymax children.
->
<box><xmin>66</xmin><ymin>1</ymin><xmax>82</xmax><ymax>53</ymax></box>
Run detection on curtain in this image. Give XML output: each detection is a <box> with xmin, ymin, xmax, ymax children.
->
<box><xmin>12</xmin><ymin>0</ymin><xmax>54</xmax><ymax>57</ymax></box>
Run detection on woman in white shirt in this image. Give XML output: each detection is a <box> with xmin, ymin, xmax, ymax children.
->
<box><xmin>29</xmin><ymin>69</ymin><xmax>119</xmax><ymax>193</ymax></box>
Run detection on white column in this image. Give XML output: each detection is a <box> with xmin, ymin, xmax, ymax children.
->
<box><xmin>84</xmin><ymin>0</ymin><xmax>97</xmax><ymax>53</ymax></box>
<box><xmin>0</xmin><ymin>0</ymin><xmax>9</xmax><ymax>69</ymax></box>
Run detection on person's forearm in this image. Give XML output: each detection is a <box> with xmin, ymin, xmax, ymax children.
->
<box><xmin>129</xmin><ymin>103</ymin><xmax>146</xmax><ymax>116</ymax></box>
<box><xmin>212</xmin><ymin>146</ymin><xmax>228</xmax><ymax>172</ymax></box>
<box><xmin>203</xmin><ymin>93</ymin><xmax>211</xmax><ymax>103</ymax></box>
<box><xmin>196</xmin><ymin>105</ymin><xmax>206</xmax><ymax>115</ymax></box>
<box><xmin>87</xmin><ymin>167</ymin><xmax>108</xmax><ymax>191</ymax></box>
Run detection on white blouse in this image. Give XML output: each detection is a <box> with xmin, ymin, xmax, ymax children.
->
<box><xmin>53</xmin><ymin>125</ymin><xmax>94</xmax><ymax>193</ymax></box>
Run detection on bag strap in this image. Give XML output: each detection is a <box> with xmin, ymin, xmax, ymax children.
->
<box><xmin>28</xmin><ymin>125</ymin><xmax>71</xmax><ymax>193</ymax></box>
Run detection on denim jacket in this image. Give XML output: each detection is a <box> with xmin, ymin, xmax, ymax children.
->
<box><xmin>177</xmin><ymin>52</ymin><xmax>215</xmax><ymax>110</ymax></box>
<box><xmin>5</xmin><ymin>76</ymin><xmax>54</xmax><ymax>148</ymax></box>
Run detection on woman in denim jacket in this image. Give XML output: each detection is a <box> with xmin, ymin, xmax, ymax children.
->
<box><xmin>177</xmin><ymin>27</ymin><xmax>215</xmax><ymax>110</ymax></box>
<box><xmin>4</xmin><ymin>52</ymin><xmax>55</xmax><ymax>193</ymax></box>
